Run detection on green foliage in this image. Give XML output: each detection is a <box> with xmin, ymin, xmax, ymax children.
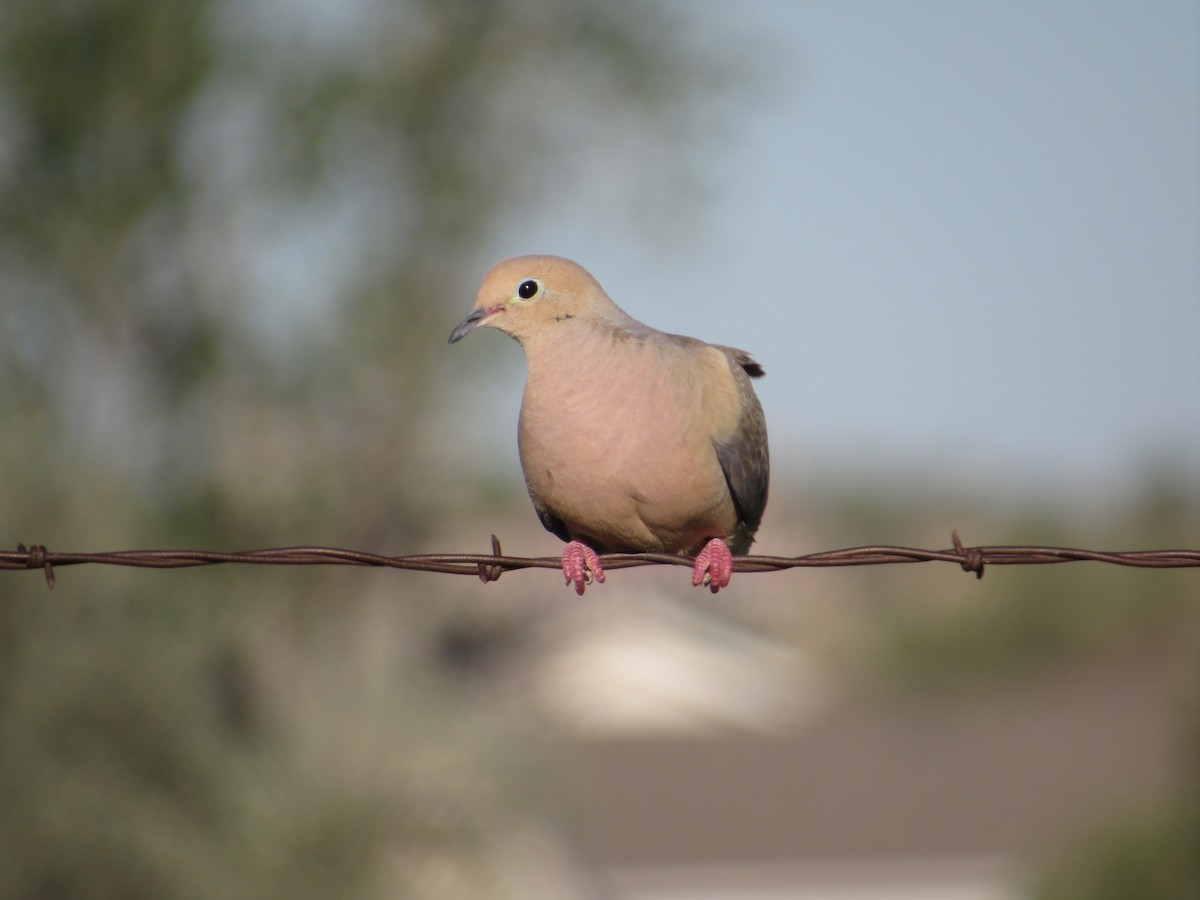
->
<box><xmin>0</xmin><ymin>586</ymin><xmax>388</xmax><ymax>900</ymax></box>
<box><xmin>1033</xmin><ymin>802</ymin><xmax>1200</xmax><ymax>900</ymax></box>
<box><xmin>0</xmin><ymin>1</ymin><xmax>723</xmax><ymax>895</ymax></box>
<box><xmin>0</xmin><ymin>0</ymin><xmax>714</xmax><ymax>544</ymax></box>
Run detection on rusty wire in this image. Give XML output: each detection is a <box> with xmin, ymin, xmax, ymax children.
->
<box><xmin>2</xmin><ymin>532</ymin><xmax>1198</xmax><ymax>590</ymax></box>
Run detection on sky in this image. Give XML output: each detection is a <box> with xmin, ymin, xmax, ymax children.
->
<box><xmin>469</xmin><ymin>0</ymin><xmax>1199</xmax><ymax>497</ymax></box>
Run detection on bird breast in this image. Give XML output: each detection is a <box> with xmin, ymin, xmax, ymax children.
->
<box><xmin>517</xmin><ymin>329</ymin><xmax>740</xmax><ymax>552</ymax></box>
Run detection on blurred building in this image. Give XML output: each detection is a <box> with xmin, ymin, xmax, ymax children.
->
<box><xmin>505</xmin><ymin>593</ymin><xmax>1187</xmax><ymax>900</ymax></box>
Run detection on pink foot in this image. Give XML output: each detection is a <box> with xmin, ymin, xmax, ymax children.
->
<box><xmin>692</xmin><ymin>538</ymin><xmax>734</xmax><ymax>593</ymax></box>
<box><xmin>562</xmin><ymin>541</ymin><xmax>605</xmax><ymax>596</ymax></box>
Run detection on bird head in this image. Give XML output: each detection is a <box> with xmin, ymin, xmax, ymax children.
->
<box><xmin>448</xmin><ymin>255</ymin><xmax>625</xmax><ymax>346</ymax></box>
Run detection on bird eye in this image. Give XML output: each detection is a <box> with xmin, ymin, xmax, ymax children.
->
<box><xmin>516</xmin><ymin>278</ymin><xmax>541</xmax><ymax>300</ymax></box>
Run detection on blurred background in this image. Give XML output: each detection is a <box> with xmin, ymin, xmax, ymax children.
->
<box><xmin>0</xmin><ymin>1</ymin><xmax>1196</xmax><ymax>897</ymax></box>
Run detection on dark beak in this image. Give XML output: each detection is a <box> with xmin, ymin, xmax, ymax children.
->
<box><xmin>448</xmin><ymin>307</ymin><xmax>489</xmax><ymax>345</ymax></box>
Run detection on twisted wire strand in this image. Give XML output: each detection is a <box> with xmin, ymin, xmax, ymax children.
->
<box><xmin>3</xmin><ymin>534</ymin><xmax>1198</xmax><ymax>590</ymax></box>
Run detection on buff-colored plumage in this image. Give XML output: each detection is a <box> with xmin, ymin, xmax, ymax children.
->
<box><xmin>449</xmin><ymin>255</ymin><xmax>768</xmax><ymax>593</ymax></box>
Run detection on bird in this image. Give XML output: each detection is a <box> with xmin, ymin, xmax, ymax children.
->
<box><xmin>449</xmin><ymin>255</ymin><xmax>768</xmax><ymax>595</ymax></box>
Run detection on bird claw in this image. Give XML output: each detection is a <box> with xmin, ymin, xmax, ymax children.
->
<box><xmin>562</xmin><ymin>541</ymin><xmax>605</xmax><ymax>596</ymax></box>
<box><xmin>692</xmin><ymin>538</ymin><xmax>734</xmax><ymax>593</ymax></box>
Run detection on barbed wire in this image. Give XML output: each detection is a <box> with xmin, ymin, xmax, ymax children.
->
<box><xmin>3</xmin><ymin>533</ymin><xmax>1197</xmax><ymax>590</ymax></box>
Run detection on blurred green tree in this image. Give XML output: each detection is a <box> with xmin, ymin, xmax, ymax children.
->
<box><xmin>0</xmin><ymin>0</ymin><xmax>716</xmax><ymax>546</ymax></box>
<box><xmin>0</xmin><ymin>1</ymin><xmax>729</xmax><ymax>896</ymax></box>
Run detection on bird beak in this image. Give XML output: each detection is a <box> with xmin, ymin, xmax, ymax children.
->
<box><xmin>448</xmin><ymin>306</ymin><xmax>494</xmax><ymax>344</ymax></box>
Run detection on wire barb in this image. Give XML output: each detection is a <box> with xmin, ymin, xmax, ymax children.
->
<box><xmin>477</xmin><ymin>535</ymin><xmax>505</xmax><ymax>584</ymax></box>
<box><xmin>952</xmin><ymin>530</ymin><xmax>985</xmax><ymax>579</ymax></box>
<box><xmin>17</xmin><ymin>543</ymin><xmax>55</xmax><ymax>590</ymax></box>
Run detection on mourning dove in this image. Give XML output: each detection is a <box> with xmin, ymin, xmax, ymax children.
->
<box><xmin>449</xmin><ymin>255</ymin><xmax>769</xmax><ymax>595</ymax></box>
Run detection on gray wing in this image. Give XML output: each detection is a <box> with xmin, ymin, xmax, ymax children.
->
<box><xmin>713</xmin><ymin>347</ymin><xmax>769</xmax><ymax>554</ymax></box>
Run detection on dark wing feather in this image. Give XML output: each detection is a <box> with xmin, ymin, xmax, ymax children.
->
<box><xmin>531</xmin><ymin>496</ymin><xmax>571</xmax><ymax>543</ymax></box>
<box><xmin>713</xmin><ymin>347</ymin><xmax>769</xmax><ymax>554</ymax></box>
